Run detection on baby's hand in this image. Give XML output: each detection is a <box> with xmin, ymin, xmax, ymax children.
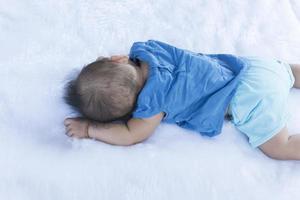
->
<box><xmin>64</xmin><ymin>117</ymin><xmax>90</xmax><ymax>139</ymax></box>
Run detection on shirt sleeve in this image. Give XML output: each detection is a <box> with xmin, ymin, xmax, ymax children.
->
<box><xmin>129</xmin><ymin>40</ymin><xmax>170</xmax><ymax>119</ymax></box>
<box><xmin>131</xmin><ymin>71</ymin><xmax>166</xmax><ymax>119</ymax></box>
<box><xmin>129</xmin><ymin>40</ymin><xmax>184</xmax><ymax>119</ymax></box>
<box><xmin>131</xmin><ymin>91</ymin><xmax>163</xmax><ymax>119</ymax></box>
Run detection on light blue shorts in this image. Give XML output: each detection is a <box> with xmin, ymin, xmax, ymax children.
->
<box><xmin>228</xmin><ymin>57</ymin><xmax>295</xmax><ymax>148</ymax></box>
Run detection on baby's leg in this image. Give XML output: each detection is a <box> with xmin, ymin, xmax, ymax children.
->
<box><xmin>290</xmin><ymin>64</ymin><xmax>300</xmax><ymax>88</ymax></box>
<box><xmin>259</xmin><ymin>126</ymin><xmax>300</xmax><ymax>160</ymax></box>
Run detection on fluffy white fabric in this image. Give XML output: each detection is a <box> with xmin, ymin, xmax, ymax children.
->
<box><xmin>1</xmin><ymin>0</ymin><xmax>300</xmax><ymax>199</ymax></box>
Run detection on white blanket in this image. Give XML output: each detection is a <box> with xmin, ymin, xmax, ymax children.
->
<box><xmin>1</xmin><ymin>0</ymin><xmax>300</xmax><ymax>199</ymax></box>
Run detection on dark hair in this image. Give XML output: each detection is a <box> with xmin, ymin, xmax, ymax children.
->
<box><xmin>64</xmin><ymin>58</ymin><xmax>139</xmax><ymax>122</ymax></box>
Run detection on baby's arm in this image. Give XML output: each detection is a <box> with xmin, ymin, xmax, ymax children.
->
<box><xmin>64</xmin><ymin>112</ymin><xmax>164</xmax><ymax>146</ymax></box>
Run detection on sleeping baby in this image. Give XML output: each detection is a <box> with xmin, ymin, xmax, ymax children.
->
<box><xmin>64</xmin><ymin>40</ymin><xmax>300</xmax><ymax>161</ymax></box>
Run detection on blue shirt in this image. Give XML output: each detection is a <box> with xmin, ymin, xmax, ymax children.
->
<box><xmin>129</xmin><ymin>40</ymin><xmax>248</xmax><ymax>137</ymax></box>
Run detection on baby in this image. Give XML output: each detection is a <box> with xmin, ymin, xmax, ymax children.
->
<box><xmin>64</xmin><ymin>40</ymin><xmax>300</xmax><ymax>161</ymax></box>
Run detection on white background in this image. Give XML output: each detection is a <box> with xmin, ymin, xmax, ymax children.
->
<box><xmin>1</xmin><ymin>0</ymin><xmax>300</xmax><ymax>199</ymax></box>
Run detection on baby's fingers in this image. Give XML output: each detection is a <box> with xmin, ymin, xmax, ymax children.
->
<box><xmin>65</xmin><ymin>125</ymin><xmax>72</xmax><ymax>132</ymax></box>
<box><xmin>64</xmin><ymin>118</ymin><xmax>72</xmax><ymax>126</ymax></box>
<box><xmin>65</xmin><ymin>125</ymin><xmax>73</xmax><ymax>136</ymax></box>
<box><xmin>64</xmin><ymin>118</ymin><xmax>79</xmax><ymax>127</ymax></box>
<box><xmin>66</xmin><ymin>130</ymin><xmax>74</xmax><ymax>137</ymax></box>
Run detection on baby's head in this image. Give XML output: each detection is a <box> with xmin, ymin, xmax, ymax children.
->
<box><xmin>64</xmin><ymin>56</ymin><xmax>144</xmax><ymax>122</ymax></box>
